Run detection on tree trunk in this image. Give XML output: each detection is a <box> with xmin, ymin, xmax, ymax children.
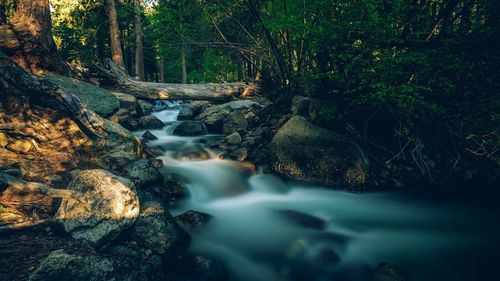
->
<box><xmin>181</xmin><ymin>38</ymin><xmax>187</xmax><ymax>84</ymax></box>
<box><xmin>0</xmin><ymin>0</ymin><xmax>68</xmax><ymax>74</ymax></box>
<box><xmin>104</xmin><ymin>59</ymin><xmax>260</xmax><ymax>101</ymax></box>
<box><xmin>106</xmin><ymin>0</ymin><xmax>126</xmax><ymax>71</ymax></box>
<box><xmin>160</xmin><ymin>58</ymin><xmax>166</xmax><ymax>83</ymax></box>
<box><xmin>134</xmin><ymin>0</ymin><xmax>145</xmax><ymax>81</ymax></box>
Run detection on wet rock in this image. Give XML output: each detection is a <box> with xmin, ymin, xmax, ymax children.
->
<box><xmin>28</xmin><ymin>249</ymin><xmax>162</xmax><ymax>281</ymax></box>
<box><xmin>178</xmin><ymin>105</ymin><xmax>194</xmax><ymax>120</ymax></box>
<box><xmin>130</xmin><ymin>194</ymin><xmax>190</xmax><ymax>256</ymax></box>
<box><xmin>142</xmin><ymin>130</ymin><xmax>158</xmax><ymax>141</ymax></box>
<box><xmin>137</xmin><ymin>99</ymin><xmax>154</xmax><ymax>116</ymax></box>
<box><xmin>43</xmin><ymin>74</ymin><xmax>120</xmax><ymax>118</ymax></box>
<box><xmin>138</xmin><ymin>115</ymin><xmax>164</xmax><ymax>130</ymax></box>
<box><xmin>188</xmin><ymin>101</ymin><xmax>211</xmax><ymax>116</ymax></box>
<box><xmin>173</xmin><ymin>255</ymin><xmax>228</xmax><ymax>281</ymax></box>
<box><xmin>175</xmin><ymin>210</ymin><xmax>212</xmax><ymax>232</ymax></box>
<box><xmin>0</xmin><ymin>132</ymin><xmax>8</xmax><ymax>147</ymax></box>
<box><xmin>223</xmin><ymin>111</ymin><xmax>248</xmax><ymax>134</ymax></box>
<box><xmin>124</xmin><ymin>159</ymin><xmax>163</xmax><ymax>188</ymax></box>
<box><xmin>7</xmin><ymin>139</ymin><xmax>32</xmax><ymax>153</ymax></box>
<box><xmin>56</xmin><ymin>169</ymin><xmax>140</xmax><ymax>249</ymax></box>
<box><xmin>270</xmin><ymin>116</ymin><xmax>367</xmax><ymax>190</ymax></box>
<box><xmin>373</xmin><ymin>263</ymin><xmax>406</xmax><ymax>281</ymax></box>
<box><xmin>226</xmin><ymin>132</ymin><xmax>242</xmax><ymax>145</ymax></box>
<box><xmin>173</xmin><ymin>121</ymin><xmax>207</xmax><ymax>136</ymax></box>
<box><xmin>112</xmin><ymin>92</ymin><xmax>138</xmax><ymax>112</ymax></box>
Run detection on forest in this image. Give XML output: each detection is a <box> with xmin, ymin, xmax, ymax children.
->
<box><xmin>0</xmin><ymin>0</ymin><xmax>499</xmax><ymax>281</ymax></box>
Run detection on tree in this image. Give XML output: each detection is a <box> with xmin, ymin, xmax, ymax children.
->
<box><xmin>0</xmin><ymin>0</ymin><xmax>67</xmax><ymax>74</ymax></box>
<box><xmin>107</xmin><ymin>0</ymin><xmax>126</xmax><ymax>71</ymax></box>
<box><xmin>134</xmin><ymin>0</ymin><xmax>145</xmax><ymax>80</ymax></box>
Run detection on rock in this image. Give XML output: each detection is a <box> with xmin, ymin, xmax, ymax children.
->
<box><xmin>43</xmin><ymin>74</ymin><xmax>119</xmax><ymax>118</ymax></box>
<box><xmin>226</xmin><ymin>132</ymin><xmax>242</xmax><ymax>145</ymax></box>
<box><xmin>93</xmin><ymin>119</ymin><xmax>140</xmax><ymax>168</ymax></box>
<box><xmin>270</xmin><ymin>116</ymin><xmax>367</xmax><ymax>190</ymax></box>
<box><xmin>373</xmin><ymin>263</ymin><xmax>406</xmax><ymax>281</ymax></box>
<box><xmin>175</xmin><ymin>210</ymin><xmax>212</xmax><ymax>232</ymax></box>
<box><xmin>112</xmin><ymin>92</ymin><xmax>138</xmax><ymax>112</ymax></box>
<box><xmin>291</xmin><ymin>95</ymin><xmax>311</xmax><ymax>117</ymax></box>
<box><xmin>7</xmin><ymin>139</ymin><xmax>32</xmax><ymax>153</ymax></box>
<box><xmin>138</xmin><ymin>115</ymin><xmax>164</xmax><ymax>130</ymax></box>
<box><xmin>137</xmin><ymin>99</ymin><xmax>154</xmax><ymax>116</ymax></box>
<box><xmin>196</xmin><ymin>100</ymin><xmax>261</xmax><ymax>133</ymax></box>
<box><xmin>124</xmin><ymin>159</ymin><xmax>163</xmax><ymax>188</ymax></box>
<box><xmin>0</xmin><ymin>132</ymin><xmax>8</xmax><ymax>147</ymax></box>
<box><xmin>178</xmin><ymin>105</ymin><xmax>194</xmax><ymax>120</ymax></box>
<box><xmin>173</xmin><ymin>255</ymin><xmax>228</xmax><ymax>281</ymax></box>
<box><xmin>130</xmin><ymin>194</ymin><xmax>190</xmax><ymax>256</ymax></box>
<box><xmin>172</xmin><ymin>121</ymin><xmax>207</xmax><ymax>136</ymax></box>
<box><xmin>109</xmin><ymin>108</ymin><xmax>133</xmax><ymax>129</ymax></box>
<box><xmin>188</xmin><ymin>101</ymin><xmax>211</xmax><ymax>116</ymax></box>
<box><xmin>223</xmin><ymin>111</ymin><xmax>248</xmax><ymax>134</ymax></box>
<box><xmin>28</xmin><ymin>249</ymin><xmax>162</xmax><ymax>281</ymax></box>
<box><xmin>309</xmin><ymin>98</ymin><xmax>338</xmax><ymax>127</ymax></box>
<box><xmin>142</xmin><ymin>130</ymin><xmax>158</xmax><ymax>141</ymax></box>
<box><xmin>56</xmin><ymin>169</ymin><xmax>140</xmax><ymax>249</ymax></box>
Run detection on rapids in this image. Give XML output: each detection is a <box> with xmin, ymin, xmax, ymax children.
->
<box><xmin>135</xmin><ymin>107</ymin><xmax>500</xmax><ymax>281</ymax></box>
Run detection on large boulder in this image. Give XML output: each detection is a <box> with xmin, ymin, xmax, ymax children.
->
<box><xmin>138</xmin><ymin>115</ymin><xmax>164</xmax><ymax>130</ymax></box>
<box><xmin>28</xmin><ymin>250</ymin><xmax>162</xmax><ymax>281</ymax></box>
<box><xmin>172</xmin><ymin>121</ymin><xmax>207</xmax><ymax>136</ymax></box>
<box><xmin>43</xmin><ymin>74</ymin><xmax>119</xmax><ymax>118</ymax></box>
<box><xmin>56</xmin><ymin>169</ymin><xmax>140</xmax><ymax>249</ymax></box>
<box><xmin>177</xmin><ymin>105</ymin><xmax>194</xmax><ymax>120</ymax></box>
<box><xmin>270</xmin><ymin>116</ymin><xmax>367</xmax><ymax>190</ymax></box>
<box><xmin>129</xmin><ymin>193</ymin><xmax>190</xmax><ymax>256</ymax></box>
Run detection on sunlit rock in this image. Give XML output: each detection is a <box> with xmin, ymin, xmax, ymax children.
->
<box><xmin>0</xmin><ymin>132</ymin><xmax>8</xmax><ymax>147</ymax></box>
<box><xmin>56</xmin><ymin>169</ymin><xmax>140</xmax><ymax>249</ymax></box>
<box><xmin>7</xmin><ymin>139</ymin><xmax>32</xmax><ymax>153</ymax></box>
<box><xmin>270</xmin><ymin>116</ymin><xmax>367</xmax><ymax>190</ymax></box>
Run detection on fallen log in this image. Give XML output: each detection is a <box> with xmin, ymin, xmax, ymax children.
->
<box><xmin>0</xmin><ymin>172</ymin><xmax>80</xmax><ymax>200</ymax></box>
<box><xmin>104</xmin><ymin>59</ymin><xmax>260</xmax><ymax>101</ymax></box>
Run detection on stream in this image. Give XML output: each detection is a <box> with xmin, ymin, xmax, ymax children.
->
<box><xmin>134</xmin><ymin>106</ymin><xmax>500</xmax><ymax>281</ymax></box>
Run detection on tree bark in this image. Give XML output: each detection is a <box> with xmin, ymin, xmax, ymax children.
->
<box><xmin>107</xmin><ymin>0</ymin><xmax>126</xmax><ymax>71</ymax></box>
<box><xmin>0</xmin><ymin>0</ymin><xmax>68</xmax><ymax>74</ymax></box>
<box><xmin>134</xmin><ymin>0</ymin><xmax>145</xmax><ymax>81</ymax></box>
<box><xmin>181</xmin><ymin>37</ymin><xmax>187</xmax><ymax>84</ymax></box>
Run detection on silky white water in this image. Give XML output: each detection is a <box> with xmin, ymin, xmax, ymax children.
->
<box><xmin>137</xmin><ymin>108</ymin><xmax>500</xmax><ymax>281</ymax></box>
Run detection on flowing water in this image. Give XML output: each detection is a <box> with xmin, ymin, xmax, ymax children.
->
<box><xmin>135</xmin><ymin>107</ymin><xmax>500</xmax><ymax>281</ymax></box>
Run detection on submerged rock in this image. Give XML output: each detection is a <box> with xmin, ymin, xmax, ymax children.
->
<box><xmin>270</xmin><ymin>116</ymin><xmax>367</xmax><ymax>190</ymax></box>
<box><xmin>130</xmin><ymin>194</ymin><xmax>190</xmax><ymax>256</ymax></box>
<box><xmin>373</xmin><ymin>263</ymin><xmax>406</xmax><ymax>281</ymax></box>
<box><xmin>142</xmin><ymin>130</ymin><xmax>158</xmax><ymax>141</ymax></box>
<box><xmin>175</xmin><ymin>210</ymin><xmax>212</xmax><ymax>232</ymax></box>
<box><xmin>172</xmin><ymin>121</ymin><xmax>207</xmax><ymax>136</ymax></box>
<box><xmin>172</xmin><ymin>255</ymin><xmax>228</xmax><ymax>281</ymax></box>
<box><xmin>56</xmin><ymin>169</ymin><xmax>140</xmax><ymax>249</ymax></box>
<box><xmin>138</xmin><ymin>115</ymin><xmax>164</xmax><ymax>130</ymax></box>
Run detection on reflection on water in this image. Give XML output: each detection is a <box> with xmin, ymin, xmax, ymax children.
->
<box><xmin>138</xmin><ymin>109</ymin><xmax>500</xmax><ymax>281</ymax></box>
